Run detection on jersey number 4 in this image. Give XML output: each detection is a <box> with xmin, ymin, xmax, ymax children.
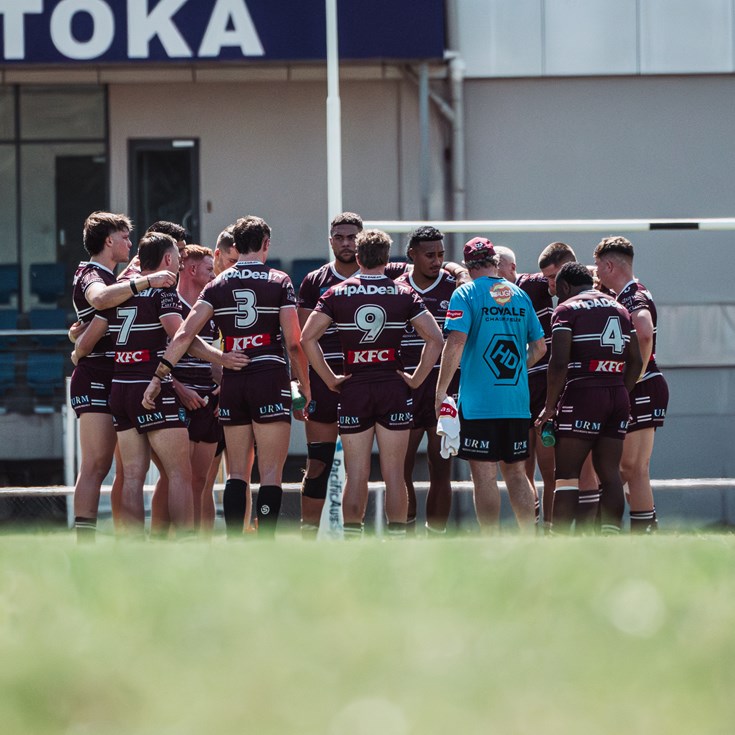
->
<box><xmin>601</xmin><ymin>316</ymin><xmax>624</xmax><ymax>354</ymax></box>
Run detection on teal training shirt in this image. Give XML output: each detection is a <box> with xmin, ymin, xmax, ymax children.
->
<box><xmin>445</xmin><ymin>276</ymin><xmax>544</xmax><ymax>419</ymax></box>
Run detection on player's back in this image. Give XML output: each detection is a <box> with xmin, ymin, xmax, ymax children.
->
<box><xmin>317</xmin><ymin>273</ymin><xmax>426</xmax><ymax>383</ymax></box>
<box><xmin>553</xmin><ymin>289</ymin><xmax>634</xmax><ymax>386</ymax></box>
<box><xmin>516</xmin><ymin>271</ymin><xmax>552</xmax><ymax>373</ymax></box>
<box><xmin>615</xmin><ymin>279</ymin><xmax>661</xmax><ymax>379</ymax></box>
<box><xmin>199</xmin><ymin>260</ymin><xmax>296</xmax><ymax>374</ymax></box>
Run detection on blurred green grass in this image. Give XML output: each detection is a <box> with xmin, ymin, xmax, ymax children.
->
<box><xmin>0</xmin><ymin>534</ymin><xmax>733</xmax><ymax>735</ymax></box>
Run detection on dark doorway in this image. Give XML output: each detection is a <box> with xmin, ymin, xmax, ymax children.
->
<box><xmin>55</xmin><ymin>154</ymin><xmax>107</xmax><ymax>311</ymax></box>
<box><xmin>128</xmin><ymin>139</ymin><xmax>200</xmax><ymax>245</ymax></box>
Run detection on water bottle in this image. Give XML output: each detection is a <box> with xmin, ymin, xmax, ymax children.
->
<box><xmin>290</xmin><ymin>380</ymin><xmax>307</xmax><ymax>411</ymax></box>
<box><xmin>540</xmin><ymin>420</ymin><xmax>556</xmax><ymax>447</ymax></box>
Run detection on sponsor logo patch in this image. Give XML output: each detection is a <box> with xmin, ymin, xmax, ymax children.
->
<box><xmin>589</xmin><ymin>360</ymin><xmax>624</xmax><ymax>373</ymax></box>
<box><xmin>115</xmin><ymin>350</ymin><xmax>150</xmax><ymax>363</ymax></box>
<box><xmin>446</xmin><ymin>309</ymin><xmax>463</xmax><ymax>319</ymax></box>
<box><xmin>225</xmin><ymin>333</ymin><xmax>272</xmax><ymax>350</ymax></box>
<box><xmin>346</xmin><ymin>348</ymin><xmax>396</xmax><ymax>364</ymax></box>
<box><xmin>490</xmin><ymin>282</ymin><xmax>512</xmax><ymax>304</ymax></box>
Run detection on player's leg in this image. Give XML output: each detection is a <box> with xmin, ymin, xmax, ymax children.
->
<box><xmin>251</xmin><ymin>420</ymin><xmax>291</xmax><ymax>538</ymax></box>
<box><xmin>301</xmin><ymin>419</ymin><xmax>338</xmax><ymax>536</ymax></box>
<box><xmin>424</xmin><ymin>425</ymin><xmax>452</xmax><ymax>534</ymax></box>
<box><xmin>222</xmin><ymin>424</ymin><xmax>255</xmax><ymax>537</ymax></box>
<box><xmin>577</xmin><ymin>452</ymin><xmax>601</xmax><ymax>533</ymax></box>
<box><xmin>592</xmin><ymin>436</ymin><xmax>626</xmax><ymax>534</ymax></box>
<box><xmin>115</xmin><ymin>427</ymin><xmax>151</xmax><ymax>535</ymax></box>
<box><xmin>499</xmin><ymin>459</ymin><xmax>536</xmax><ymax>534</ymax></box>
<box><xmin>190</xmin><ymin>440</ymin><xmax>218</xmax><ymax>530</ymax></box>
<box><xmin>147</xmin><ymin>428</ymin><xmax>194</xmax><ymax>533</ymax></box>
<box><xmin>403</xmin><ymin>427</ymin><xmax>425</xmax><ymax>532</ymax></box>
<box><xmin>340</xmin><ymin>428</ymin><xmax>375</xmax><ymax>536</ymax></box>
<box><xmin>202</xmin><ymin>442</ymin><xmax>227</xmax><ymax>535</ymax></box>
<box><xmin>375</xmin><ymin>423</ymin><xmax>410</xmax><ymax>535</ymax></box>
<box><xmin>535</xmin><ymin>437</ymin><xmax>556</xmax><ymax>527</ymax></box>
<box><xmin>111</xmin><ymin>443</ymin><xmax>124</xmax><ymax>529</ymax></box>
<box><xmin>149</xmin><ymin>450</ymin><xmax>170</xmax><ymax>538</ymax></box>
<box><xmin>552</xmin><ymin>437</ymin><xmax>594</xmax><ymax>534</ymax></box>
<box><xmin>74</xmin><ymin>412</ymin><xmax>116</xmax><ymax>539</ymax></box>
<box><xmin>620</xmin><ymin>427</ymin><xmax>656</xmax><ymax>533</ymax></box>
<box><xmin>468</xmin><ymin>459</ymin><xmax>502</xmax><ymax>533</ymax></box>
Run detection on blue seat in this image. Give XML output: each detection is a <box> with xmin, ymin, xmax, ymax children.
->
<box><xmin>29</xmin><ymin>308</ymin><xmax>69</xmax><ymax>347</ymax></box>
<box><xmin>30</xmin><ymin>263</ymin><xmax>66</xmax><ymax>304</ymax></box>
<box><xmin>0</xmin><ymin>309</ymin><xmax>19</xmax><ymax>348</ymax></box>
<box><xmin>26</xmin><ymin>353</ymin><xmax>66</xmax><ymax>398</ymax></box>
<box><xmin>0</xmin><ymin>353</ymin><xmax>16</xmax><ymax>395</ymax></box>
<box><xmin>0</xmin><ymin>265</ymin><xmax>20</xmax><ymax>305</ymax></box>
<box><xmin>290</xmin><ymin>258</ymin><xmax>324</xmax><ymax>290</ymax></box>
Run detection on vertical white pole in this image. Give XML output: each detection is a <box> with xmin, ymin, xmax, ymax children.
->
<box><xmin>326</xmin><ymin>0</ymin><xmax>342</xmax><ymax>253</ymax></box>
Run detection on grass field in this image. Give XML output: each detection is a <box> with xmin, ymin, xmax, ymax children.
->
<box><xmin>0</xmin><ymin>533</ymin><xmax>733</xmax><ymax>735</ymax></box>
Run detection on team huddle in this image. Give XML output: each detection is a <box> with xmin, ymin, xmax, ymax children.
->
<box><xmin>68</xmin><ymin>210</ymin><xmax>668</xmax><ymax>540</ymax></box>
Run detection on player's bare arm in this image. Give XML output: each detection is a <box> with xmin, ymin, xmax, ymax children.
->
<box><xmin>527</xmin><ymin>336</ymin><xmax>547</xmax><ymax>370</ymax></box>
<box><xmin>281</xmin><ymin>306</ymin><xmax>311</xmax><ymax>406</ymax></box>
<box><xmin>71</xmin><ymin>315</ymin><xmax>108</xmax><ymax>365</ymax></box>
<box><xmin>623</xmin><ymin>331</ymin><xmax>644</xmax><ymax>394</ymax></box>
<box><xmin>68</xmin><ymin>320</ymin><xmax>88</xmax><ymax>344</ymax></box>
<box><xmin>630</xmin><ymin>308</ymin><xmax>653</xmax><ymax>381</ymax></box>
<box><xmin>398</xmin><ymin>311</ymin><xmax>443</xmax><ymax>390</ymax></box>
<box><xmin>435</xmin><ymin>330</ymin><xmax>466</xmax><ymax>418</ymax></box>
<box><xmin>535</xmin><ymin>331</ymin><xmax>569</xmax><ymax>428</ymax></box>
<box><xmin>85</xmin><ymin>270</ymin><xmax>177</xmax><ymax>311</ymax></box>
<box><xmin>301</xmin><ymin>310</ymin><xmax>349</xmax><ymax>393</ymax></box>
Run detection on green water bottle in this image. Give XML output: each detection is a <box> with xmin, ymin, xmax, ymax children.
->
<box><xmin>290</xmin><ymin>380</ymin><xmax>307</xmax><ymax>411</ymax></box>
<box><xmin>540</xmin><ymin>420</ymin><xmax>556</xmax><ymax>447</ymax></box>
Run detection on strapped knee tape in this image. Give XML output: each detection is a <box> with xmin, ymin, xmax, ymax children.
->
<box><xmin>302</xmin><ymin>442</ymin><xmax>336</xmax><ymax>500</ymax></box>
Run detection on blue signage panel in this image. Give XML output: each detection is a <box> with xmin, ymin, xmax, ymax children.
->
<box><xmin>0</xmin><ymin>0</ymin><xmax>445</xmax><ymax>64</ymax></box>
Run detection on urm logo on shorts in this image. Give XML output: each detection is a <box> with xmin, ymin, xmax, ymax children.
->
<box><xmin>71</xmin><ymin>395</ymin><xmax>90</xmax><ymax>407</ymax></box>
<box><xmin>137</xmin><ymin>411</ymin><xmax>164</xmax><ymax>426</ymax></box>
<box><xmin>339</xmin><ymin>416</ymin><xmax>359</xmax><ymax>426</ymax></box>
<box><xmin>259</xmin><ymin>403</ymin><xmax>285</xmax><ymax>415</ymax></box>
<box><xmin>463</xmin><ymin>438</ymin><xmax>489</xmax><ymax>450</ymax></box>
<box><xmin>574</xmin><ymin>420</ymin><xmax>601</xmax><ymax>431</ymax></box>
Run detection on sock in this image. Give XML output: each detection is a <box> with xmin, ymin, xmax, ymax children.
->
<box><xmin>576</xmin><ymin>489</ymin><xmax>601</xmax><ymax>534</ymax></box>
<box><xmin>534</xmin><ymin>496</ymin><xmax>541</xmax><ymax>526</ymax></box>
<box><xmin>551</xmin><ymin>483</ymin><xmax>579</xmax><ymax>535</ymax></box>
<box><xmin>425</xmin><ymin>522</ymin><xmax>447</xmax><ymax>536</ymax></box>
<box><xmin>630</xmin><ymin>509</ymin><xmax>656</xmax><ymax>534</ymax></box>
<box><xmin>223</xmin><ymin>479</ymin><xmax>248</xmax><ymax>538</ymax></box>
<box><xmin>74</xmin><ymin>516</ymin><xmax>97</xmax><ymax>542</ymax></box>
<box><xmin>343</xmin><ymin>522</ymin><xmax>364</xmax><ymax>540</ymax></box>
<box><xmin>386</xmin><ymin>522</ymin><xmax>407</xmax><ymax>539</ymax></box>
<box><xmin>406</xmin><ymin>516</ymin><xmax>417</xmax><ymax>535</ymax></box>
<box><xmin>256</xmin><ymin>485</ymin><xmax>282</xmax><ymax>538</ymax></box>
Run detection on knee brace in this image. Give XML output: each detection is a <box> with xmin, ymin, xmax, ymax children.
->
<box><xmin>302</xmin><ymin>442</ymin><xmax>336</xmax><ymax>500</ymax></box>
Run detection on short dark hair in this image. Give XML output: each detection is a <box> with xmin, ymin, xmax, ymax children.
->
<box><xmin>406</xmin><ymin>226</ymin><xmax>444</xmax><ymax>259</ymax></box>
<box><xmin>594</xmin><ymin>236</ymin><xmax>634</xmax><ymax>262</ymax></box>
<box><xmin>538</xmin><ymin>241</ymin><xmax>576</xmax><ymax>270</ymax></box>
<box><xmin>83</xmin><ymin>211</ymin><xmax>133</xmax><ymax>256</ymax></box>
<box><xmin>330</xmin><ymin>212</ymin><xmax>363</xmax><ymax>233</ymax></box>
<box><xmin>356</xmin><ymin>229</ymin><xmax>391</xmax><ymax>269</ymax></box>
<box><xmin>138</xmin><ymin>232</ymin><xmax>177</xmax><ymax>271</ymax></box>
<box><xmin>146</xmin><ymin>220</ymin><xmax>186</xmax><ymax>243</ymax></box>
<box><xmin>232</xmin><ymin>216</ymin><xmax>271</xmax><ymax>255</ymax></box>
<box><xmin>216</xmin><ymin>225</ymin><xmax>235</xmax><ymax>252</ymax></box>
<box><xmin>556</xmin><ymin>261</ymin><xmax>593</xmax><ymax>289</ymax></box>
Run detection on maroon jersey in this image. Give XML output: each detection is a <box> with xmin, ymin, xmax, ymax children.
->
<box><xmin>298</xmin><ymin>262</ymin><xmax>357</xmax><ymax>368</ymax></box>
<box><xmin>100</xmin><ymin>286</ymin><xmax>183</xmax><ymax>382</ymax></box>
<box><xmin>551</xmin><ymin>288</ymin><xmax>634</xmax><ymax>387</ymax></box>
<box><xmin>172</xmin><ymin>296</ymin><xmax>217</xmax><ymax>389</ymax></box>
<box><xmin>117</xmin><ymin>258</ymin><xmax>141</xmax><ymax>282</ymax></box>
<box><xmin>615</xmin><ymin>279</ymin><xmax>661</xmax><ymax>380</ymax></box>
<box><xmin>516</xmin><ymin>272</ymin><xmax>553</xmax><ymax>375</ymax></box>
<box><xmin>198</xmin><ymin>260</ymin><xmax>296</xmax><ymax>375</ymax></box>
<box><xmin>396</xmin><ymin>269</ymin><xmax>456</xmax><ymax>370</ymax></box>
<box><xmin>315</xmin><ymin>273</ymin><xmax>427</xmax><ymax>384</ymax></box>
<box><xmin>72</xmin><ymin>261</ymin><xmax>117</xmax><ymax>363</ymax></box>
<box><xmin>384</xmin><ymin>261</ymin><xmax>409</xmax><ymax>279</ymax></box>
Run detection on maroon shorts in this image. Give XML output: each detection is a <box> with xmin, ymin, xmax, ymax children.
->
<box><xmin>457</xmin><ymin>409</ymin><xmax>530</xmax><ymax>463</ymax></box>
<box><xmin>627</xmin><ymin>374</ymin><xmax>669</xmax><ymax>432</ymax></box>
<box><xmin>411</xmin><ymin>369</ymin><xmax>459</xmax><ymax>430</ymax></box>
<box><xmin>337</xmin><ymin>378</ymin><xmax>412</xmax><ymax>434</ymax></box>
<box><xmin>528</xmin><ymin>371</ymin><xmax>547</xmax><ymax>420</ymax></box>
<box><xmin>306</xmin><ymin>365</ymin><xmax>340</xmax><ymax>424</ymax></box>
<box><xmin>555</xmin><ymin>382</ymin><xmax>629</xmax><ymax>440</ymax></box>
<box><xmin>218</xmin><ymin>367</ymin><xmax>291</xmax><ymax>426</ymax></box>
<box><xmin>70</xmin><ymin>360</ymin><xmax>114</xmax><ymax>417</ymax></box>
<box><xmin>109</xmin><ymin>380</ymin><xmax>187</xmax><ymax>434</ymax></box>
<box><xmin>185</xmin><ymin>386</ymin><xmax>223</xmax><ymax>444</ymax></box>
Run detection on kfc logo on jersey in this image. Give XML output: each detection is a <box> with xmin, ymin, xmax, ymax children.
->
<box><xmin>446</xmin><ymin>309</ymin><xmax>463</xmax><ymax>320</ymax></box>
<box><xmin>347</xmin><ymin>349</ymin><xmax>396</xmax><ymax>364</ymax></box>
<box><xmin>115</xmin><ymin>350</ymin><xmax>151</xmax><ymax>363</ymax></box>
<box><xmin>225</xmin><ymin>333</ymin><xmax>272</xmax><ymax>350</ymax></box>
<box><xmin>589</xmin><ymin>360</ymin><xmax>624</xmax><ymax>373</ymax></box>
<box><xmin>490</xmin><ymin>282</ymin><xmax>512</xmax><ymax>305</ymax></box>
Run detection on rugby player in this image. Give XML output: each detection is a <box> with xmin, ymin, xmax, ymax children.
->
<box><xmin>69</xmin><ymin>212</ymin><xmax>176</xmax><ymax>541</ymax></box>
<box><xmin>301</xmin><ymin>229</ymin><xmax>444</xmax><ymax>538</ymax></box>
<box><xmin>142</xmin><ymin>216</ymin><xmax>309</xmax><ymax>539</ymax></box>
<box><xmin>397</xmin><ymin>226</ymin><xmax>458</xmax><ymax>534</ymax></box>
<box><xmin>594</xmin><ymin>236</ymin><xmax>669</xmax><ymax>532</ymax></box>
<box><xmin>436</xmin><ymin>238</ymin><xmax>546</xmax><ymax>534</ymax></box>
<box><xmin>117</xmin><ymin>220</ymin><xmax>187</xmax><ymax>281</ymax></box>
<box><xmin>73</xmin><ymin>233</ymin><xmax>245</xmax><ymax>535</ymax></box>
<box><xmin>535</xmin><ymin>262</ymin><xmax>642</xmax><ymax>534</ymax></box>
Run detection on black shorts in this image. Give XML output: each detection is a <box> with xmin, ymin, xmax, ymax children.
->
<box><xmin>70</xmin><ymin>360</ymin><xmax>114</xmax><ymax>417</ymax></box>
<box><xmin>528</xmin><ymin>371</ymin><xmax>547</xmax><ymax>420</ymax></box>
<box><xmin>109</xmin><ymin>380</ymin><xmax>187</xmax><ymax>434</ymax></box>
<box><xmin>185</xmin><ymin>386</ymin><xmax>223</xmax><ymax>444</ymax></box>
<box><xmin>218</xmin><ymin>366</ymin><xmax>291</xmax><ymax>426</ymax></box>
<box><xmin>338</xmin><ymin>378</ymin><xmax>412</xmax><ymax>434</ymax></box>
<box><xmin>306</xmin><ymin>365</ymin><xmax>340</xmax><ymax>424</ymax></box>
<box><xmin>410</xmin><ymin>368</ymin><xmax>459</xmax><ymax>430</ymax></box>
<box><xmin>556</xmin><ymin>382</ymin><xmax>629</xmax><ymax>440</ymax></box>
<box><xmin>457</xmin><ymin>408</ymin><xmax>530</xmax><ymax>463</ymax></box>
<box><xmin>627</xmin><ymin>375</ymin><xmax>669</xmax><ymax>432</ymax></box>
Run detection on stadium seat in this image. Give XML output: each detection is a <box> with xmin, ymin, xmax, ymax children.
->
<box><xmin>290</xmin><ymin>258</ymin><xmax>324</xmax><ymax>289</ymax></box>
<box><xmin>0</xmin><ymin>353</ymin><xmax>16</xmax><ymax>395</ymax></box>
<box><xmin>29</xmin><ymin>308</ymin><xmax>69</xmax><ymax>347</ymax></box>
<box><xmin>0</xmin><ymin>309</ymin><xmax>19</xmax><ymax>348</ymax></box>
<box><xmin>0</xmin><ymin>265</ymin><xmax>20</xmax><ymax>305</ymax></box>
<box><xmin>30</xmin><ymin>263</ymin><xmax>66</xmax><ymax>304</ymax></box>
<box><xmin>26</xmin><ymin>352</ymin><xmax>66</xmax><ymax>398</ymax></box>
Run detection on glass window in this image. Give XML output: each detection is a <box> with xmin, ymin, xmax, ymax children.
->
<box><xmin>0</xmin><ymin>87</ymin><xmax>14</xmax><ymax>140</ymax></box>
<box><xmin>0</xmin><ymin>145</ymin><xmax>17</xmax><ymax>265</ymax></box>
<box><xmin>20</xmin><ymin>86</ymin><xmax>105</xmax><ymax>140</ymax></box>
